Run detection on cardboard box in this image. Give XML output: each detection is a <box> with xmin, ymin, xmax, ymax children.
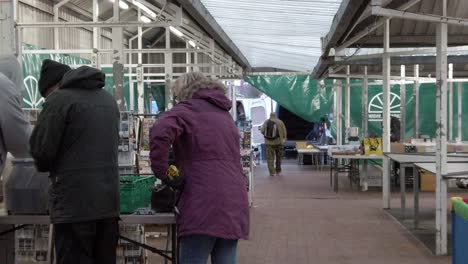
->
<box><xmin>391</xmin><ymin>143</ymin><xmax>405</xmax><ymax>153</ymax></box>
<box><xmin>415</xmin><ymin>144</ymin><xmax>436</xmax><ymax>153</ymax></box>
<box><xmin>420</xmin><ymin>171</ymin><xmax>436</xmax><ymax>192</ymax></box>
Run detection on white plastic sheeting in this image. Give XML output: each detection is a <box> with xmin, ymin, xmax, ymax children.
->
<box><xmin>200</xmin><ymin>0</ymin><xmax>342</xmax><ymax>72</ymax></box>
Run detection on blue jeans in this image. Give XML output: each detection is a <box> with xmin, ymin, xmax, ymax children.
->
<box><xmin>179</xmin><ymin>235</ymin><xmax>238</xmax><ymax>264</ymax></box>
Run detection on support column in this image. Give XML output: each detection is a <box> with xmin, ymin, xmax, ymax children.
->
<box><xmin>362</xmin><ymin>66</ymin><xmax>368</xmax><ymax>138</ymax></box>
<box><xmin>458</xmin><ymin>82</ymin><xmax>462</xmax><ymax>141</ymax></box>
<box><xmin>335</xmin><ymin>80</ymin><xmax>343</xmax><ymax>145</ymax></box>
<box><xmin>345</xmin><ymin>65</ymin><xmax>351</xmax><ymax>143</ymax></box>
<box><xmin>165</xmin><ymin>27</ymin><xmax>173</xmax><ymax>110</ymax></box>
<box><xmin>210</xmin><ymin>38</ymin><xmax>215</xmax><ymax>77</ymax></box>
<box><xmin>400</xmin><ymin>65</ymin><xmax>406</xmax><ymax>142</ymax></box>
<box><xmin>382</xmin><ymin>18</ymin><xmax>391</xmax><ymax>209</ymax></box>
<box><xmin>186</xmin><ymin>42</ymin><xmax>192</xmax><ymax>73</ymax></box>
<box><xmin>448</xmin><ymin>63</ymin><xmax>453</xmax><ymax>141</ymax></box>
<box><xmin>112</xmin><ymin>0</ymin><xmax>125</xmax><ymax>110</ymax></box>
<box><xmin>53</xmin><ymin>6</ymin><xmax>59</xmax><ymax>50</ymax></box>
<box><xmin>137</xmin><ymin>8</ymin><xmax>145</xmax><ymax>114</ymax></box>
<box><xmin>92</xmin><ymin>0</ymin><xmax>100</xmax><ymax>68</ymax></box>
<box><xmin>435</xmin><ymin>0</ymin><xmax>448</xmax><ymax>256</ymax></box>
<box><xmin>0</xmin><ymin>0</ymin><xmax>15</xmax><ymax>55</ymax></box>
<box><xmin>414</xmin><ymin>65</ymin><xmax>420</xmax><ymax>138</ymax></box>
<box><xmin>230</xmin><ymin>82</ymin><xmax>237</xmax><ymax>120</ymax></box>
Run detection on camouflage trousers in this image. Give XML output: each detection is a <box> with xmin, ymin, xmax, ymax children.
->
<box><xmin>266</xmin><ymin>144</ymin><xmax>283</xmax><ymax>175</ymax></box>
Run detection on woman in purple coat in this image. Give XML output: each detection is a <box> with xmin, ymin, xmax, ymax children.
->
<box><xmin>150</xmin><ymin>72</ymin><xmax>249</xmax><ymax>263</ymax></box>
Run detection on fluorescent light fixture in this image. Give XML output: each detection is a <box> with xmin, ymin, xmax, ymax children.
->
<box><xmin>140</xmin><ymin>15</ymin><xmax>151</xmax><ymax>23</ymax></box>
<box><xmin>169</xmin><ymin>26</ymin><xmax>184</xmax><ymax>38</ymax></box>
<box><xmin>110</xmin><ymin>0</ymin><xmax>129</xmax><ymax>9</ymax></box>
<box><xmin>132</xmin><ymin>0</ymin><xmax>157</xmax><ymax>18</ymax></box>
<box><xmin>188</xmin><ymin>40</ymin><xmax>196</xmax><ymax>48</ymax></box>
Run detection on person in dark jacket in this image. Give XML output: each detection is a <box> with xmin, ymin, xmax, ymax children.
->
<box><xmin>38</xmin><ymin>59</ymin><xmax>71</xmax><ymax>98</ymax></box>
<box><xmin>150</xmin><ymin>72</ymin><xmax>249</xmax><ymax>264</ymax></box>
<box><xmin>29</xmin><ymin>64</ymin><xmax>120</xmax><ymax>264</ymax></box>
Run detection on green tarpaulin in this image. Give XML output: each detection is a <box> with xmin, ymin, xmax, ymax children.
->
<box><xmin>21</xmin><ymin>43</ymin><xmax>134</xmax><ymax>111</ymax></box>
<box><xmin>246</xmin><ymin>75</ymin><xmax>468</xmax><ymax>140</ymax></box>
<box><xmin>244</xmin><ymin>75</ymin><xmax>334</xmax><ymax>123</ymax></box>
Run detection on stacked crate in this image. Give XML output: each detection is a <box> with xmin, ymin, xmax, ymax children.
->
<box><xmin>117</xmin><ymin>224</ymin><xmax>146</xmax><ymax>264</ymax></box>
<box><xmin>15</xmin><ymin>225</ymin><xmax>49</xmax><ymax>264</ymax></box>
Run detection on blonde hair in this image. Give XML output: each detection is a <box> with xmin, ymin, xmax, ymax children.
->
<box><xmin>172</xmin><ymin>72</ymin><xmax>226</xmax><ymax>101</ymax></box>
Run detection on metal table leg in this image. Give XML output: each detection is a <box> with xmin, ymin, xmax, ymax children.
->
<box><xmin>413</xmin><ymin>165</ymin><xmax>420</xmax><ymax>229</ymax></box>
<box><xmin>362</xmin><ymin>160</ymin><xmax>368</xmax><ymax>191</ymax></box>
<box><xmin>400</xmin><ymin>163</ymin><xmax>406</xmax><ymax>219</ymax></box>
<box><xmin>334</xmin><ymin>158</ymin><xmax>339</xmax><ymax>192</ymax></box>
<box><xmin>171</xmin><ymin>224</ymin><xmax>178</xmax><ymax>264</ymax></box>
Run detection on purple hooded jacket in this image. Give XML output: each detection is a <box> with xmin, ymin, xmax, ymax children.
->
<box><xmin>149</xmin><ymin>89</ymin><xmax>249</xmax><ymax>240</ymax></box>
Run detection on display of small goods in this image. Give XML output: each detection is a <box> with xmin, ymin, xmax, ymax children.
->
<box><xmin>328</xmin><ymin>145</ymin><xmax>361</xmax><ymax>156</ymax></box>
<box><xmin>237</xmin><ymin>120</ymin><xmax>253</xmax><ymax>194</ymax></box>
<box><xmin>139</xmin><ymin>118</ymin><xmax>157</xmax><ymax>155</ymax></box>
<box><xmin>119</xmin><ymin>112</ymin><xmax>137</xmax><ymax>171</ymax></box>
<box><xmin>138</xmin><ymin>117</ymin><xmax>157</xmax><ymax>174</ymax></box>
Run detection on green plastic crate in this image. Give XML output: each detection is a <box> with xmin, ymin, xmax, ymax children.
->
<box><xmin>120</xmin><ymin>175</ymin><xmax>156</xmax><ymax>214</ymax></box>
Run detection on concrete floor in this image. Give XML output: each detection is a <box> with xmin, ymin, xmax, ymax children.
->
<box><xmin>147</xmin><ymin>160</ymin><xmax>456</xmax><ymax>263</ymax></box>
<box><xmin>236</xmin><ymin>161</ymin><xmax>452</xmax><ymax>264</ymax></box>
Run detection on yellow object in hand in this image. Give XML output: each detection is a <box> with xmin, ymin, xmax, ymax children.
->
<box><xmin>306</xmin><ymin>145</ymin><xmax>313</xmax><ymax>149</ymax></box>
<box><xmin>167</xmin><ymin>165</ymin><xmax>180</xmax><ymax>180</ymax></box>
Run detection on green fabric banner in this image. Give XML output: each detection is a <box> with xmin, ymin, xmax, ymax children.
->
<box><xmin>246</xmin><ymin>74</ymin><xmax>468</xmax><ymax>141</ymax></box>
<box><xmin>244</xmin><ymin>75</ymin><xmax>334</xmax><ymax>123</ymax></box>
<box><xmin>21</xmin><ymin>43</ymin><xmax>132</xmax><ymax>110</ymax></box>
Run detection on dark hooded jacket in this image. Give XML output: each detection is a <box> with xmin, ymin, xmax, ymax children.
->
<box><xmin>150</xmin><ymin>89</ymin><xmax>249</xmax><ymax>239</ymax></box>
<box><xmin>30</xmin><ymin>66</ymin><xmax>120</xmax><ymax>223</ymax></box>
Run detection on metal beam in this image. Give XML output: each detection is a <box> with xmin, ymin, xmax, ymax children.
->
<box><xmin>17</xmin><ymin>21</ymin><xmax>172</xmax><ymax>28</ymax></box>
<box><xmin>345</xmin><ymin>65</ymin><xmax>350</xmax><ymax>143</ymax></box>
<box><xmin>400</xmin><ymin>65</ymin><xmax>405</xmax><ymax>142</ymax></box>
<box><xmin>0</xmin><ymin>0</ymin><xmax>15</xmax><ymax>55</ymax></box>
<box><xmin>458</xmin><ymin>82</ymin><xmax>463</xmax><ymax>141</ymax></box>
<box><xmin>382</xmin><ymin>17</ymin><xmax>391</xmax><ymax>209</ymax></box>
<box><xmin>372</xmin><ymin>6</ymin><xmax>468</xmax><ymax>26</ymax></box>
<box><xmin>362</xmin><ymin>66</ymin><xmax>368</xmax><ymax>138</ymax></box>
<box><xmin>434</xmin><ymin>0</ymin><xmax>448</xmax><ymax>255</ymax></box>
<box><xmin>165</xmin><ymin>27</ymin><xmax>173</xmax><ymax>110</ymax></box>
<box><xmin>337</xmin><ymin>0</ymin><xmax>421</xmax><ymax>52</ymax></box>
<box><xmin>342</xmin><ymin>35</ymin><xmax>468</xmax><ymax>48</ymax></box>
<box><xmin>112</xmin><ymin>0</ymin><xmax>125</xmax><ymax>111</ymax></box>
<box><xmin>333</xmin><ymin>54</ymin><xmax>468</xmax><ymax>66</ymax></box>
<box><xmin>92</xmin><ymin>0</ymin><xmax>99</xmax><ymax>68</ymax></box>
<box><xmin>414</xmin><ymin>64</ymin><xmax>420</xmax><ymax>138</ymax></box>
<box><xmin>449</xmin><ymin>63</ymin><xmax>453</xmax><ymax>141</ymax></box>
<box><xmin>321</xmin><ymin>0</ymin><xmax>367</xmax><ymax>57</ymax></box>
<box><xmin>177</xmin><ymin>0</ymin><xmax>251</xmax><ymax>70</ymax></box>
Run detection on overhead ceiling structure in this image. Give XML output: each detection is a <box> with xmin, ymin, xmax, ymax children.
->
<box><xmin>313</xmin><ymin>0</ymin><xmax>468</xmax><ymax>79</ymax></box>
<box><xmin>198</xmin><ymin>0</ymin><xmax>343</xmax><ymax>72</ymax></box>
<box><xmin>310</xmin><ymin>0</ymin><xmax>468</xmax><ymax>258</ymax></box>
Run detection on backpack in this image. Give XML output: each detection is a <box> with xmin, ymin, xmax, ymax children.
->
<box><xmin>264</xmin><ymin>120</ymin><xmax>279</xmax><ymax>139</ymax></box>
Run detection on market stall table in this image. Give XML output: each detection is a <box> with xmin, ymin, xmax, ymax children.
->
<box><xmin>329</xmin><ymin>154</ymin><xmax>383</xmax><ymax>192</ymax></box>
<box><xmin>314</xmin><ymin>145</ymin><xmax>330</xmax><ymax>168</ymax></box>
<box><xmin>0</xmin><ymin>213</ymin><xmax>178</xmax><ymax>264</ymax></box>
<box><xmin>297</xmin><ymin>148</ymin><xmax>321</xmax><ymax>169</ymax></box>
<box><xmin>386</xmin><ymin>153</ymin><xmax>468</xmax><ymax>222</ymax></box>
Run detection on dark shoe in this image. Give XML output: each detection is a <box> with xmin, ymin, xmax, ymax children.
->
<box><xmin>270</xmin><ymin>174</ymin><xmax>275</xmax><ymax>177</ymax></box>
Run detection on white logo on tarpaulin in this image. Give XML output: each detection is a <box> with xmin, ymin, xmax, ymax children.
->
<box><xmin>368</xmin><ymin>92</ymin><xmax>400</xmax><ymax>122</ymax></box>
<box><xmin>23</xmin><ymin>76</ymin><xmax>44</xmax><ymax>109</ymax></box>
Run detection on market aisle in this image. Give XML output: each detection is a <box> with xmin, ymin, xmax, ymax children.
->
<box><xmin>237</xmin><ymin>161</ymin><xmax>450</xmax><ymax>264</ymax></box>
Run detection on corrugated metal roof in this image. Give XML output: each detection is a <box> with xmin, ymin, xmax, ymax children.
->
<box><xmin>200</xmin><ymin>0</ymin><xmax>342</xmax><ymax>72</ymax></box>
<box><xmin>313</xmin><ymin>0</ymin><xmax>468</xmax><ymax>79</ymax></box>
